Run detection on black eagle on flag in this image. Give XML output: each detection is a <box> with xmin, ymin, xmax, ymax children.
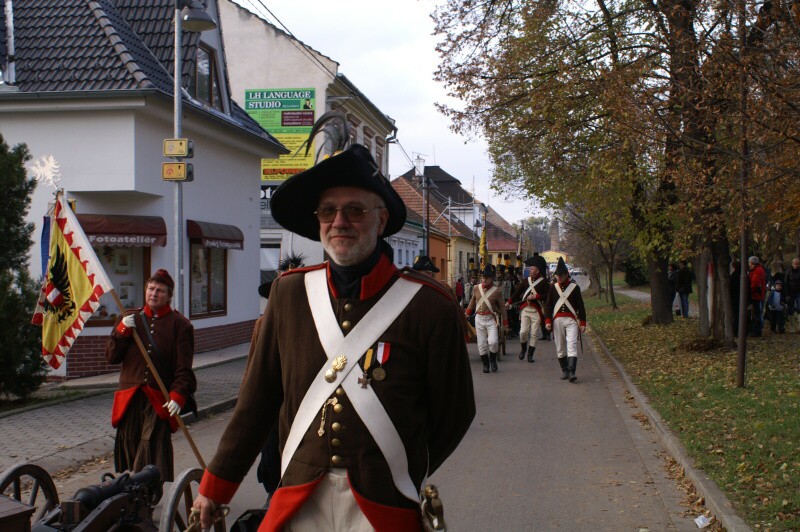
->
<box><xmin>43</xmin><ymin>245</ymin><xmax>75</xmax><ymax>322</ymax></box>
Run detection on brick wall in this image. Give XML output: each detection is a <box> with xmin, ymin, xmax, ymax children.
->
<box><xmin>53</xmin><ymin>319</ymin><xmax>256</xmax><ymax>380</ymax></box>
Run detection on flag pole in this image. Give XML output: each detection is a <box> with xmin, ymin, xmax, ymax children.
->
<box><xmin>109</xmin><ymin>289</ymin><xmax>207</xmax><ymax>470</ymax></box>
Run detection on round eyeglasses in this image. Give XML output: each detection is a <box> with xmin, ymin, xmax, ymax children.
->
<box><xmin>314</xmin><ymin>205</ymin><xmax>384</xmax><ymax>223</ymax></box>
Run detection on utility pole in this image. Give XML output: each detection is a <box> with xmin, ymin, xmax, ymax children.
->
<box><xmin>414</xmin><ymin>155</ymin><xmax>427</xmax><ymax>255</ymax></box>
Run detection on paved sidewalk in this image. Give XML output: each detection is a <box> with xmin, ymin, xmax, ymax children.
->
<box><xmin>0</xmin><ymin>343</ymin><xmax>250</xmax><ymax>474</ymax></box>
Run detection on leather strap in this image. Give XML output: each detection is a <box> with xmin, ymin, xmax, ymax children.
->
<box><xmin>281</xmin><ymin>268</ymin><xmax>422</xmax><ymax>502</ymax></box>
<box><xmin>553</xmin><ymin>283</ymin><xmax>578</xmax><ymax>318</ymax></box>
<box><xmin>477</xmin><ymin>285</ymin><xmax>498</xmax><ymax>320</ymax></box>
<box><xmin>522</xmin><ymin>277</ymin><xmax>543</xmax><ymax>301</ymax></box>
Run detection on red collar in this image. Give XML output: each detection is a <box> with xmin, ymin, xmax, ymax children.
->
<box><xmin>558</xmin><ymin>280</ymin><xmax>571</xmax><ymax>290</ymax></box>
<box><xmin>326</xmin><ymin>254</ymin><xmax>398</xmax><ymax>301</ymax></box>
<box><xmin>143</xmin><ymin>304</ymin><xmax>172</xmax><ymax>318</ymax></box>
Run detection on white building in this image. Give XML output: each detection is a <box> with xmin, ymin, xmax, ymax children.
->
<box><xmin>0</xmin><ymin>0</ymin><xmax>286</xmax><ymax>378</ymax></box>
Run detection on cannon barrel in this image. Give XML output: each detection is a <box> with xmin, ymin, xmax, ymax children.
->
<box><xmin>71</xmin><ymin>465</ymin><xmax>160</xmax><ymax>512</ymax></box>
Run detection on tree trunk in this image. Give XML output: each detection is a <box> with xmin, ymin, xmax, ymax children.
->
<box><xmin>607</xmin><ymin>265</ymin><xmax>617</xmax><ymax>310</ymax></box>
<box><xmin>695</xmin><ymin>249</ymin><xmax>710</xmax><ymax>337</ymax></box>
<box><xmin>712</xmin><ymin>239</ymin><xmax>735</xmax><ymax>347</ymax></box>
<box><xmin>648</xmin><ymin>255</ymin><xmax>674</xmax><ymax>324</ymax></box>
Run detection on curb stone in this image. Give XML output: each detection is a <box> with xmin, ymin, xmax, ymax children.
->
<box><xmin>589</xmin><ymin>328</ymin><xmax>752</xmax><ymax>532</ymax></box>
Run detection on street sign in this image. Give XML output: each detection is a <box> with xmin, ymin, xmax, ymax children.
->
<box><xmin>163</xmin><ymin>138</ymin><xmax>194</xmax><ymax>158</ymax></box>
<box><xmin>162</xmin><ymin>162</ymin><xmax>194</xmax><ymax>182</ymax></box>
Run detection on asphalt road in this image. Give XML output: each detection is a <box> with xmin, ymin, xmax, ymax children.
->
<box><xmin>53</xmin><ymin>330</ymin><xmax>698</xmax><ymax>530</ymax></box>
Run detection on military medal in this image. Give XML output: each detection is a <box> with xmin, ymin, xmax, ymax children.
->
<box><xmin>359</xmin><ymin>348</ymin><xmax>374</xmax><ymax>389</ymax></box>
<box><xmin>371</xmin><ymin>342</ymin><xmax>390</xmax><ymax>381</ymax></box>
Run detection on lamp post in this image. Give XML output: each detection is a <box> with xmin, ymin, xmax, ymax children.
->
<box><xmin>172</xmin><ymin>1</ymin><xmax>216</xmax><ymax>313</ymax></box>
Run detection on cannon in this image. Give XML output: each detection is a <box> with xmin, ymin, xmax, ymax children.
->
<box><xmin>0</xmin><ymin>462</ymin><xmax>230</xmax><ymax>532</ymax></box>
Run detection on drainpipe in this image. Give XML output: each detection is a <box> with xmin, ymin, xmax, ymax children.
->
<box><xmin>2</xmin><ymin>0</ymin><xmax>15</xmax><ymax>85</ymax></box>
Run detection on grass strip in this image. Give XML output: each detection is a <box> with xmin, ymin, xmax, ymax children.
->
<box><xmin>586</xmin><ymin>294</ymin><xmax>800</xmax><ymax>531</ymax></box>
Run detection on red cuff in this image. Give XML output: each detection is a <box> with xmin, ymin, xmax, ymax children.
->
<box><xmin>545</xmin><ymin>318</ymin><xmax>552</xmax><ymax>325</ymax></box>
<box><xmin>199</xmin><ymin>469</ymin><xmax>240</xmax><ymax>504</ymax></box>
<box><xmin>116</xmin><ymin>322</ymin><xmax>132</xmax><ymax>336</ymax></box>
<box><xmin>506</xmin><ymin>299</ymin><xmax>512</xmax><ymax>305</ymax></box>
<box><xmin>169</xmin><ymin>391</ymin><xmax>186</xmax><ymax>409</ymax></box>
<box><xmin>580</xmin><ymin>321</ymin><xmax>586</xmax><ymax>327</ymax></box>
<box><xmin>503</xmin><ymin>320</ymin><xmax>509</xmax><ymax>327</ymax></box>
<box><xmin>465</xmin><ymin>309</ymin><xmax>473</xmax><ymax>317</ymax></box>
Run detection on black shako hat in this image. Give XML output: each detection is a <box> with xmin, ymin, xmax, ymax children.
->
<box><xmin>555</xmin><ymin>257</ymin><xmax>569</xmax><ymax>276</ymax></box>
<box><xmin>412</xmin><ymin>255</ymin><xmax>440</xmax><ymax>273</ymax></box>
<box><xmin>481</xmin><ymin>263</ymin><xmax>495</xmax><ymax>278</ymax></box>
<box><xmin>270</xmin><ymin>144</ymin><xmax>406</xmax><ymax>241</ymax></box>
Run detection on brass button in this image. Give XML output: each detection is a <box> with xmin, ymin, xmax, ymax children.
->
<box><xmin>335</xmin><ymin>387</ymin><xmax>344</xmax><ymax>397</ymax></box>
<box><xmin>331</xmin><ymin>455</ymin><xmax>342</xmax><ymax>466</ymax></box>
<box><xmin>341</xmin><ymin>320</ymin><xmax>352</xmax><ymax>330</ymax></box>
<box><xmin>331</xmin><ymin>422</ymin><xmax>342</xmax><ymax>432</ymax></box>
<box><xmin>344</xmin><ymin>303</ymin><xmax>353</xmax><ymax>312</ymax></box>
<box><xmin>333</xmin><ymin>403</ymin><xmax>342</xmax><ymax>413</ymax></box>
<box><xmin>331</xmin><ymin>438</ymin><xmax>341</xmax><ymax>447</ymax></box>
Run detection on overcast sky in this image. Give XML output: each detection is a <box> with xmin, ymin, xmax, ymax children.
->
<box><xmin>230</xmin><ymin>0</ymin><xmax>538</xmax><ymax>225</ymax></box>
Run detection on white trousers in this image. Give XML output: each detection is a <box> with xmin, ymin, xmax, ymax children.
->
<box><xmin>475</xmin><ymin>313</ymin><xmax>499</xmax><ymax>355</ymax></box>
<box><xmin>286</xmin><ymin>469</ymin><xmax>372</xmax><ymax>531</ymax></box>
<box><xmin>519</xmin><ymin>306</ymin><xmax>541</xmax><ymax>345</ymax></box>
<box><xmin>553</xmin><ymin>317</ymin><xmax>579</xmax><ymax>359</ymax></box>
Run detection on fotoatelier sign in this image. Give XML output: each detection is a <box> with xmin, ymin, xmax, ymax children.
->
<box><xmin>245</xmin><ymin>88</ymin><xmax>316</xmax><ymax>182</ymax></box>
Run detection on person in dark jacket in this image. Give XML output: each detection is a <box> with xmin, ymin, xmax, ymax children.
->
<box><xmin>766</xmin><ymin>279</ymin><xmax>787</xmax><ymax>333</ymax></box>
<box><xmin>675</xmin><ymin>261</ymin><xmax>693</xmax><ymax>318</ymax></box>
<box><xmin>105</xmin><ymin>269</ymin><xmax>196</xmax><ymax>482</ymax></box>
<box><xmin>785</xmin><ymin>258</ymin><xmax>800</xmax><ymax>333</ymax></box>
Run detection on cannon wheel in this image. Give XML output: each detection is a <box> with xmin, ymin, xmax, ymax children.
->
<box><xmin>0</xmin><ymin>462</ymin><xmax>60</xmax><ymax>525</ymax></box>
<box><xmin>160</xmin><ymin>467</ymin><xmax>225</xmax><ymax>531</ymax></box>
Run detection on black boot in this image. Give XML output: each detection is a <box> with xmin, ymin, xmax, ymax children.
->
<box><xmin>519</xmin><ymin>341</ymin><xmax>527</xmax><ymax>360</ymax></box>
<box><xmin>489</xmin><ymin>352</ymin><xmax>498</xmax><ymax>372</ymax></box>
<box><xmin>527</xmin><ymin>345</ymin><xmax>535</xmax><ymax>363</ymax></box>
<box><xmin>480</xmin><ymin>355</ymin><xmax>490</xmax><ymax>373</ymax></box>
<box><xmin>568</xmin><ymin>357</ymin><xmax>578</xmax><ymax>382</ymax></box>
<box><xmin>558</xmin><ymin>357</ymin><xmax>569</xmax><ymax>380</ymax></box>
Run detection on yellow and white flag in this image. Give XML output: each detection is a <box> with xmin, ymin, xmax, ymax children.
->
<box><xmin>32</xmin><ymin>193</ymin><xmax>114</xmax><ymax>369</ymax></box>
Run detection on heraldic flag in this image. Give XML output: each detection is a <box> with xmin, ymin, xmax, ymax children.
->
<box><xmin>32</xmin><ymin>194</ymin><xmax>114</xmax><ymax>369</ymax></box>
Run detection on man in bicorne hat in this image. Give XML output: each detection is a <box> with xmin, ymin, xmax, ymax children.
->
<box><xmin>193</xmin><ymin>144</ymin><xmax>474</xmax><ymax>531</ymax></box>
<box><xmin>544</xmin><ymin>258</ymin><xmax>587</xmax><ymax>382</ymax></box>
<box><xmin>466</xmin><ymin>264</ymin><xmax>508</xmax><ymax>373</ymax></box>
<box><xmin>509</xmin><ymin>255</ymin><xmax>549</xmax><ymax>362</ymax></box>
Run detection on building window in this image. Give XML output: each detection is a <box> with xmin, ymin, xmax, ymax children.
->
<box><xmin>190</xmin><ymin>242</ymin><xmax>227</xmax><ymax>317</ymax></box>
<box><xmin>189</xmin><ymin>44</ymin><xmax>222</xmax><ymax>111</ymax></box>
<box><xmin>88</xmin><ymin>246</ymin><xmax>151</xmax><ymax>326</ymax></box>
<box><xmin>376</xmin><ymin>147</ymin><xmax>384</xmax><ymax>173</ymax></box>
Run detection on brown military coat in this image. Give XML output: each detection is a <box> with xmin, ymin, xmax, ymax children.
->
<box><xmin>201</xmin><ymin>255</ymin><xmax>475</xmax><ymax>514</ymax></box>
<box><xmin>466</xmin><ymin>282</ymin><xmax>508</xmax><ymax>324</ymax></box>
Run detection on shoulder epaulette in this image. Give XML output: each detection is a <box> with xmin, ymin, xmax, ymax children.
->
<box><xmin>398</xmin><ymin>268</ymin><xmax>456</xmax><ymax>302</ymax></box>
<box><xmin>279</xmin><ymin>262</ymin><xmax>326</xmax><ymax>277</ymax></box>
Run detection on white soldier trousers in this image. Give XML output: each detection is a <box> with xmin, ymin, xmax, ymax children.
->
<box><xmin>553</xmin><ymin>316</ymin><xmax>579</xmax><ymax>359</ymax></box>
<box><xmin>476</xmin><ymin>313</ymin><xmax>499</xmax><ymax>355</ymax></box>
<box><xmin>286</xmin><ymin>469</ymin><xmax>372</xmax><ymax>531</ymax></box>
<box><xmin>519</xmin><ymin>306</ymin><xmax>541</xmax><ymax>345</ymax></box>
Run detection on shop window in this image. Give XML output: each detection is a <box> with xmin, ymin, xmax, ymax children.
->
<box><xmin>260</xmin><ymin>242</ymin><xmax>281</xmax><ymax>284</ymax></box>
<box><xmin>190</xmin><ymin>242</ymin><xmax>227</xmax><ymax>318</ymax></box>
<box><xmin>88</xmin><ymin>246</ymin><xmax>150</xmax><ymax>326</ymax></box>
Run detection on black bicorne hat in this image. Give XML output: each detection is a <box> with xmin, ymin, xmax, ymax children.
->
<box><xmin>555</xmin><ymin>257</ymin><xmax>569</xmax><ymax>276</ymax></box>
<box><xmin>412</xmin><ymin>255</ymin><xmax>440</xmax><ymax>273</ymax></box>
<box><xmin>270</xmin><ymin>144</ymin><xmax>406</xmax><ymax>241</ymax></box>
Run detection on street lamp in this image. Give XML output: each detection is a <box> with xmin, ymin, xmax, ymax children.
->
<box><xmin>172</xmin><ymin>0</ymin><xmax>216</xmax><ymax>314</ymax></box>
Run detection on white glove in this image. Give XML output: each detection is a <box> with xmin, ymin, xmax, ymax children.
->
<box><xmin>122</xmin><ymin>314</ymin><xmax>136</xmax><ymax>329</ymax></box>
<box><xmin>164</xmin><ymin>400</ymin><xmax>180</xmax><ymax>417</ymax></box>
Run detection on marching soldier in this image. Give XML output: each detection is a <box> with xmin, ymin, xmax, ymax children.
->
<box><xmin>466</xmin><ymin>264</ymin><xmax>508</xmax><ymax>373</ymax></box>
<box><xmin>193</xmin><ymin>142</ymin><xmax>474</xmax><ymax>531</ymax></box>
<box><xmin>509</xmin><ymin>255</ymin><xmax>549</xmax><ymax>362</ymax></box>
<box><xmin>544</xmin><ymin>258</ymin><xmax>587</xmax><ymax>382</ymax></box>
